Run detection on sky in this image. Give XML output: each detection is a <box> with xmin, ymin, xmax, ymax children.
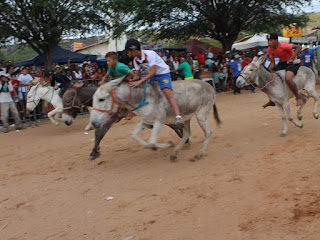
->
<box><xmin>302</xmin><ymin>0</ymin><xmax>320</xmax><ymax>12</ymax></box>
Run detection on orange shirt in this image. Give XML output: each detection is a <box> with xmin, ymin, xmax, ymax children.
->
<box><xmin>268</xmin><ymin>42</ymin><xmax>294</xmax><ymax>62</ymax></box>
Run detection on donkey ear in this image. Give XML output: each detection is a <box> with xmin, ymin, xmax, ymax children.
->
<box><xmin>252</xmin><ymin>56</ymin><xmax>258</xmax><ymax>62</ymax></box>
<box><xmin>107</xmin><ymin>76</ymin><xmax>126</xmax><ymax>89</ymax></box>
<box><xmin>256</xmin><ymin>54</ymin><xmax>267</xmax><ymax>65</ymax></box>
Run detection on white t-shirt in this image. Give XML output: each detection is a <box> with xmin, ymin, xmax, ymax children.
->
<box><xmin>17</xmin><ymin>74</ymin><xmax>33</xmax><ymax>92</ymax></box>
<box><xmin>133</xmin><ymin>50</ymin><xmax>170</xmax><ymax>75</ymax></box>
<box><xmin>73</xmin><ymin>71</ymin><xmax>83</xmax><ymax>79</ymax></box>
<box><xmin>0</xmin><ymin>81</ymin><xmax>14</xmax><ymax>103</ymax></box>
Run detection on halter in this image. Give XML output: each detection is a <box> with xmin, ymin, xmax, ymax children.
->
<box><xmin>92</xmin><ymin>85</ymin><xmax>132</xmax><ymax>115</ymax></box>
<box><xmin>62</xmin><ymin>89</ymin><xmax>82</xmax><ymax>110</ymax></box>
<box><xmin>27</xmin><ymin>84</ymin><xmax>55</xmax><ymax>106</ymax></box>
<box><xmin>239</xmin><ymin>65</ymin><xmax>275</xmax><ymax>90</ymax></box>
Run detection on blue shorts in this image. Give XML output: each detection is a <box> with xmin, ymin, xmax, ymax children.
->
<box><xmin>149</xmin><ymin>73</ymin><xmax>172</xmax><ymax>90</ymax></box>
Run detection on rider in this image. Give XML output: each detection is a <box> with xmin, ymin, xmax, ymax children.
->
<box><xmin>44</xmin><ymin>67</ymin><xmax>71</xmax><ymax>98</ymax></box>
<box><xmin>98</xmin><ymin>51</ymin><xmax>136</xmax><ymax>120</ymax></box>
<box><xmin>125</xmin><ymin>38</ymin><xmax>185</xmax><ymax>129</ymax></box>
<box><xmin>263</xmin><ymin>33</ymin><xmax>302</xmax><ymax>108</ymax></box>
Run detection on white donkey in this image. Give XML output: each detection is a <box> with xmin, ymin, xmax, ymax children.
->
<box><xmin>27</xmin><ymin>84</ymin><xmax>92</xmax><ymax>130</ymax></box>
<box><xmin>90</xmin><ymin>77</ymin><xmax>221</xmax><ymax>161</ymax></box>
<box><xmin>236</xmin><ymin>55</ymin><xmax>319</xmax><ymax>137</ymax></box>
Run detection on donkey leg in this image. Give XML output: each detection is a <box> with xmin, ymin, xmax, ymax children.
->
<box><xmin>132</xmin><ymin>121</ymin><xmax>151</xmax><ymax>147</ymax></box>
<box><xmin>147</xmin><ymin>121</ymin><xmax>174</xmax><ymax>149</ymax></box>
<box><xmin>276</xmin><ymin>104</ymin><xmax>288</xmax><ymax>137</ymax></box>
<box><xmin>194</xmin><ymin>111</ymin><xmax>212</xmax><ymax>160</ymax></box>
<box><xmin>283</xmin><ymin>101</ymin><xmax>303</xmax><ymax>128</ymax></box>
<box><xmin>170</xmin><ymin>120</ymin><xmax>191</xmax><ymax>162</ymax></box>
<box><xmin>306</xmin><ymin>89</ymin><xmax>319</xmax><ymax>119</ymax></box>
<box><xmin>85</xmin><ymin>107</ymin><xmax>94</xmax><ymax>131</ymax></box>
<box><xmin>297</xmin><ymin>93</ymin><xmax>309</xmax><ymax>120</ymax></box>
<box><xmin>47</xmin><ymin>109</ymin><xmax>60</xmax><ymax>125</ymax></box>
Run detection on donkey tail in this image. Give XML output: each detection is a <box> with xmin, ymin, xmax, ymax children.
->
<box><xmin>213</xmin><ymin>103</ymin><xmax>221</xmax><ymax>127</ymax></box>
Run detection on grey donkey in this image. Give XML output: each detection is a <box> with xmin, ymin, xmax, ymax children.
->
<box><xmin>90</xmin><ymin>77</ymin><xmax>221</xmax><ymax>162</ymax></box>
<box><xmin>236</xmin><ymin>55</ymin><xmax>319</xmax><ymax>137</ymax></box>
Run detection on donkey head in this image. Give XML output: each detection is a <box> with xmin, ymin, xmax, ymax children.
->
<box><xmin>62</xmin><ymin>83</ymin><xmax>84</xmax><ymax>125</ymax></box>
<box><xmin>236</xmin><ymin>55</ymin><xmax>266</xmax><ymax>88</ymax></box>
<box><xmin>90</xmin><ymin>76</ymin><xmax>126</xmax><ymax>129</ymax></box>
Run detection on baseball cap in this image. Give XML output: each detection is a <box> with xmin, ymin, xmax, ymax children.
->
<box><xmin>258</xmin><ymin>51</ymin><xmax>265</xmax><ymax>56</ymax></box>
<box><xmin>267</xmin><ymin>33</ymin><xmax>278</xmax><ymax>40</ymax></box>
<box><xmin>55</xmin><ymin>65</ymin><xmax>61</xmax><ymax>69</ymax></box>
<box><xmin>0</xmin><ymin>71</ymin><xmax>9</xmax><ymax>78</ymax></box>
<box><xmin>234</xmin><ymin>54</ymin><xmax>240</xmax><ymax>59</ymax></box>
<box><xmin>125</xmin><ymin>39</ymin><xmax>141</xmax><ymax>51</ymax></box>
<box><xmin>43</xmin><ymin>70</ymin><xmax>53</xmax><ymax>78</ymax></box>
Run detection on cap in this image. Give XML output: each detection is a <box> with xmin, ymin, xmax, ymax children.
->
<box><xmin>267</xmin><ymin>33</ymin><xmax>278</xmax><ymax>40</ymax></box>
<box><xmin>225</xmin><ymin>51</ymin><xmax>230</xmax><ymax>54</ymax></box>
<box><xmin>207</xmin><ymin>52</ymin><xmax>214</xmax><ymax>59</ymax></box>
<box><xmin>125</xmin><ymin>38</ymin><xmax>141</xmax><ymax>51</ymax></box>
<box><xmin>234</xmin><ymin>54</ymin><xmax>240</xmax><ymax>59</ymax></box>
<box><xmin>43</xmin><ymin>70</ymin><xmax>53</xmax><ymax>78</ymax></box>
<box><xmin>0</xmin><ymin>71</ymin><xmax>9</xmax><ymax>78</ymax></box>
<box><xmin>258</xmin><ymin>51</ymin><xmax>265</xmax><ymax>56</ymax></box>
<box><xmin>55</xmin><ymin>65</ymin><xmax>61</xmax><ymax>69</ymax></box>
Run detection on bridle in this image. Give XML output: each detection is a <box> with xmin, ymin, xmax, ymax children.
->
<box><xmin>92</xmin><ymin>85</ymin><xmax>132</xmax><ymax>115</ymax></box>
<box><xmin>62</xmin><ymin>89</ymin><xmax>82</xmax><ymax>110</ymax></box>
<box><xmin>27</xmin><ymin>83</ymin><xmax>54</xmax><ymax>107</ymax></box>
<box><xmin>239</xmin><ymin>64</ymin><xmax>275</xmax><ymax>90</ymax></box>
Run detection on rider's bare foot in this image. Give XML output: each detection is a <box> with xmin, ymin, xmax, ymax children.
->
<box><xmin>262</xmin><ymin>100</ymin><xmax>275</xmax><ymax>109</ymax></box>
<box><xmin>296</xmin><ymin>97</ymin><xmax>304</xmax><ymax>106</ymax></box>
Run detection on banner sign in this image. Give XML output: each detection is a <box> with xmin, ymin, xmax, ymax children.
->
<box><xmin>142</xmin><ymin>44</ymin><xmax>164</xmax><ymax>50</ymax></box>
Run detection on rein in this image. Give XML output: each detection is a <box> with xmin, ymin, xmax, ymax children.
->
<box><xmin>27</xmin><ymin>84</ymin><xmax>55</xmax><ymax>106</ymax></box>
<box><xmin>63</xmin><ymin>89</ymin><xmax>82</xmax><ymax>110</ymax></box>
<box><xmin>92</xmin><ymin>84</ymin><xmax>132</xmax><ymax>115</ymax></box>
<box><xmin>240</xmin><ymin>71</ymin><xmax>275</xmax><ymax>90</ymax></box>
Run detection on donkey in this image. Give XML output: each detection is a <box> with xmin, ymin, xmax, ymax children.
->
<box><xmin>236</xmin><ymin>55</ymin><xmax>319</xmax><ymax>137</ymax></box>
<box><xmin>27</xmin><ymin>84</ymin><xmax>63</xmax><ymax>125</ymax></box>
<box><xmin>90</xmin><ymin>77</ymin><xmax>221</xmax><ymax>162</ymax></box>
<box><xmin>62</xmin><ymin>83</ymin><xmax>97</xmax><ymax>131</ymax></box>
<box><xmin>27</xmin><ymin>84</ymin><xmax>92</xmax><ymax>130</ymax></box>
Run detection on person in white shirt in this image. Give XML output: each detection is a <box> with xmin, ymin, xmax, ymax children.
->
<box><xmin>17</xmin><ymin>67</ymin><xmax>33</xmax><ymax>103</ymax></box>
<box><xmin>125</xmin><ymin>39</ymin><xmax>185</xmax><ymax>129</ymax></box>
<box><xmin>0</xmin><ymin>72</ymin><xmax>22</xmax><ymax>133</ymax></box>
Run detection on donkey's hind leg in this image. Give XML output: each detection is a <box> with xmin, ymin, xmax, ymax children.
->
<box><xmin>283</xmin><ymin>101</ymin><xmax>303</xmax><ymax>129</ymax></box>
<box><xmin>132</xmin><ymin>121</ymin><xmax>151</xmax><ymax>147</ymax></box>
<box><xmin>306</xmin><ymin>88</ymin><xmax>319</xmax><ymax>119</ymax></box>
<box><xmin>194</xmin><ymin>111</ymin><xmax>212</xmax><ymax>160</ymax></box>
<box><xmin>170</xmin><ymin>120</ymin><xmax>191</xmax><ymax>162</ymax></box>
<box><xmin>297</xmin><ymin>93</ymin><xmax>309</xmax><ymax>120</ymax></box>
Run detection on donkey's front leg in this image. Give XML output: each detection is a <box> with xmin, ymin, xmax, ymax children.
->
<box><xmin>283</xmin><ymin>101</ymin><xmax>303</xmax><ymax>128</ymax></box>
<box><xmin>276</xmin><ymin>104</ymin><xmax>288</xmax><ymax>137</ymax></box>
<box><xmin>132</xmin><ymin>121</ymin><xmax>151</xmax><ymax>147</ymax></box>
<box><xmin>147</xmin><ymin>121</ymin><xmax>174</xmax><ymax>150</ymax></box>
<box><xmin>47</xmin><ymin>108</ymin><xmax>62</xmax><ymax>125</ymax></box>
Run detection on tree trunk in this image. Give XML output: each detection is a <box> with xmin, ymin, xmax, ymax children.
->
<box><xmin>41</xmin><ymin>47</ymin><xmax>53</xmax><ymax>70</ymax></box>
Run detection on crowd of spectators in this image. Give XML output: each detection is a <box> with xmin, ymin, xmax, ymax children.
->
<box><xmin>0</xmin><ymin>45</ymin><xmax>317</xmax><ymax>133</ymax></box>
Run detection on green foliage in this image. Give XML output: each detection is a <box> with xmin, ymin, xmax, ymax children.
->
<box><xmin>0</xmin><ymin>0</ymin><xmax>107</xmax><ymax>67</ymax></box>
<box><xmin>111</xmin><ymin>0</ymin><xmax>311</xmax><ymax>50</ymax></box>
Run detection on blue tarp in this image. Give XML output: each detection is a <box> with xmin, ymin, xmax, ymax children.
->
<box><xmin>16</xmin><ymin>45</ymin><xmax>97</xmax><ymax>66</ymax></box>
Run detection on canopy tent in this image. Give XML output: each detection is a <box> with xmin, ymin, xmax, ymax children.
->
<box><xmin>15</xmin><ymin>45</ymin><xmax>97</xmax><ymax>66</ymax></box>
<box><xmin>182</xmin><ymin>39</ymin><xmax>224</xmax><ymax>56</ymax></box>
<box><xmin>231</xmin><ymin>33</ymin><xmax>290</xmax><ymax>50</ymax></box>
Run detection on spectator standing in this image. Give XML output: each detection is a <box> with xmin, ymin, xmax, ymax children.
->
<box><xmin>72</xmin><ymin>65</ymin><xmax>83</xmax><ymax>80</ymax></box>
<box><xmin>178</xmin><ymin>57</ymin><xmax>194</xmax><ymax>80</ymax></box>
<box><xmin>172</xmin><ymin>56</ymin><xmax>180</xmax><ymax>80</ymax></box>
<box><xmin>196</xmin><ymin>50</ymin><xmax>205</xmax><ymax>66</ymax></box>
<box><xmin>1</xmin><ymin>60</ymin><xmax>6</xmax><ymax>72</ymax></box>
<box><xmin>17</xmin><ymin>67</ymin><xmax>33</xmax><ymax>117</ymax></box>
<box><xmin>300</xmin><ymin>46</ymin><xmax>314</xmax><ymax>69</ymax></box>
<box><xmin>0</xmin><ymin>72</ymin><xmax>22</xmax><ymax>133</ymax></box>
<box><xmin>231</xmin><ymin>54</ymin><xmax>242</xmax><ymax>94</ymax></box>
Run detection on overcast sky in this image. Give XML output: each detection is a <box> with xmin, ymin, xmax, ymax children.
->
<box><xmin>302</xmin><ymin>0</ymin><xmax>320</xmax><ymax>12</ymax></box>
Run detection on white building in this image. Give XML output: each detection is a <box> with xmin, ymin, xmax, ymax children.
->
<box><xmin>76</xmin><ymin>34</ymin><xmax>128</xmax><ymax>57</ymax></box>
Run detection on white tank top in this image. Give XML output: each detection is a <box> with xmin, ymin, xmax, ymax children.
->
<box><xmin>73</xmin><ymin>71</ymin><xmax>82</xmax><ymax>79</ymax></box>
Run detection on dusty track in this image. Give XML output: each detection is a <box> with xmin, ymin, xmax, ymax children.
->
<box><xmin>1</xmin><ymin>88</ymin><xmax>320</xmax><ymax>240</ymax></box>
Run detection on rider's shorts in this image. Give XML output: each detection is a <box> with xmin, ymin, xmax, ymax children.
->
<box><xmin>276</xmin><ymin>61</ymin><xmax>300</xmax><ymax>75</ymax></box>
<box><xmin>149</xmin><ymin>73</ymin><xmax>173</xmax><ymax>90</ymax></box>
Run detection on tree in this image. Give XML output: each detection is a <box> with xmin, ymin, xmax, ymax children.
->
<box><xmin>0</xmin><ymin>0</ymin><xmax>106</xmax><ymax>68</ymax></box>
<box><xmin>111</xmin><ymin>0</ymin><xmax>311</xmax><ymax>50</ymax></box>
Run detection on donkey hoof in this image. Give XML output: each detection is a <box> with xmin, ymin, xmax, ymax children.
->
<box><xmin>170</xmin><ymin>155</ymin><xmax>177</xmax><ymax>162</ymax></box>
<box><xmin>298</xmin><ymin>116</ymin><xmax>303</xmax><ymax>120</ymax></box>
<box><xmin>89</xmin><ymin>152</ymin><xmax>100</xmax><ymax>161</ymax></box>
<box><xmin>194</xmin><ymin>153</ymin><xmax>203</xmax><ymax>160</ymax></box>
<box><xmin>146</xmin><ymin>144</ymin><xmax>158</xmax><ymax>150</ymax></box>
<box><xmin>89</xmin><ymin>155</ymin><xmax>96</xmax><ymax>161</ymax></box>
<box><xmin>314</xmin><ymin>114</ymin><xmax>319</xmax><ymax>119</ymax></box>
<box><xmin>299</xmin><ymin>123</ymin><xmax>303</xmax><ymax>128</ymax></box>
<box><xmin>280</xmin><ymin>133</ymin><xmax>286</xmax><ymax>137</ymax></box>
<box><xmin>55</xmin><ymin>122</ymin><xmax>59</xmax><ymax>126</ymax></box>
<box><xmin>167</xmin><ymin>141</ymin><xmax>175</xmax><ymax>147</ymax></box>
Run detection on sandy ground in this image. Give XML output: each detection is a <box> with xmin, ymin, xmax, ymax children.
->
<box><xmin>1</xmin><ymin>87</ymin><xmax>320</xmax><ymax>240</ymax></box>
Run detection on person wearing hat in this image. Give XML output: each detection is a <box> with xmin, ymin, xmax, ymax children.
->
<box><xmin>0</xmin><ymin>72</ymin><xmax>22</xmax><ymax>133</ymax></box>
<box><xmin>300</xmin><ymin>45</ymin><xmax>314</xmax><ymax>69</ymax></box>
<box><xmin>264</xmin><ymin>33</ymin><xmax>303</xmax><ymax>108</ymax></box>
<box><xmin>231</xmin><ymin>54</ymin><xmax>242</xmax><ymax>94</ymax></box>
<box><xmin>43</xmin><ymin>69</ymin><xmax>71</xmax><ymax>98</ymax></box>
<box><xmin>125</xmin><ymin>38</ymin><xmax>185</xmax><ymax>129</ymax></box>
